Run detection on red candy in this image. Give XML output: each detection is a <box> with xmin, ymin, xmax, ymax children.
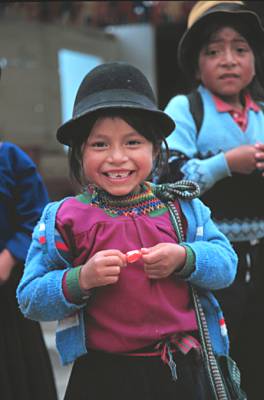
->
<box><xmin>126</xmin><ymin>250</ymin><xmax>142</xmax><ymax>263</ymax></box>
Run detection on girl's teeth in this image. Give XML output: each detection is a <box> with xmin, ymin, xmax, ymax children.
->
<box><xmin>107</xmin><ymin>172</ymin><xmax>129</xmax><ymax>178</ymax></box>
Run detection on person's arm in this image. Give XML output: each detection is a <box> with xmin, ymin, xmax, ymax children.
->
<box><xmin>163</xmin><ymin>95</ymin><xmax>230</xmax><ymax>194</ymax></box>
<box><xmin>5</xmin><ymin>143</ymin><xmax>49</xmax><ymax>261</ymax></box>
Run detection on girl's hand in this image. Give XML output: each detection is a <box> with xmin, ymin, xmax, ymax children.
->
<box><xmin>0</xmin><ymin>249</ymin><xmax>17</xmax><ymax>285</ymax></box>
<box><xmin>141</xmin><ymin>243</ymin><xmax>186</xmax><ymax>279</ymax></box>
<box><xmin>225</xmin><ymin>145</ymin><xmax>259</xmax><ymax>174</ymax></box>
<box><xmin>79</xmin><ymin>249</ymin><xmax>127</xmax><ymax>291</ymax></box>
<box><xmin>254</xmin><ymin>143</ymin><xmax>264</xmax><ymax>176</ymax></box>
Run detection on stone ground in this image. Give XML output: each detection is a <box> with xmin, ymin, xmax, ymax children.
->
<box><xmin>41</xmin><ymin>322</ymin><xmax>72</xmax><ymax>400</ymax></box>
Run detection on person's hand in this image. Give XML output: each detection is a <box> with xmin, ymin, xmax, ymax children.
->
<box><xmin>0</xmin><ymin>249</ymin><xmax>17</xmax><ymax>285</ymax></box>
<box><xmin>254</xmin><ymin>143</ymin><xmax>264</xmax><ymax>176</ymax></box>
<box><xmin>79</xmin><ymin>249</ymin><xmax>127</xmax><ymax>291</ymax></box>
<box><xmin>141</xmin><ymin>243</ymin><xmax>186</xmax><ymax>279</ymax></box>
<box><xmin>225</xmin><ymin>145</ymin><xmax>259</xmax><ymax>174</ymax></box>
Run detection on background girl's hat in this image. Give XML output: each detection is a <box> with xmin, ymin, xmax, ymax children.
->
<box><xmin>178</xmin><ymin>1</ymin><xmax>264</xmax><ymax>78</ymax></box>
<box><xmin>57</xmin><ymin>61</ymin><xmax>175</xmax><ymax>146</ymax></box>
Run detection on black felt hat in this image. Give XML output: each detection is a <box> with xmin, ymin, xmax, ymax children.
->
<box><xmin>57</xmin><ymin>61</ymin><xmax>175</xmax><ymax>146</ymax></box>
<box><xmin>178</xmin><ymin>1</ymin><xmax>264</xmax><ymax>81</ymax></box>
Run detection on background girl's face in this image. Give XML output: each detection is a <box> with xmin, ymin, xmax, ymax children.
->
<box><xmin>82</xmin><ymin>116</ymin><xmax>155</xmax><ymax>196</ymax></box>
<box><xmin>197</xmin><ymin>26</ymin><xmax>255</xmax><ymax>106</ymax></box>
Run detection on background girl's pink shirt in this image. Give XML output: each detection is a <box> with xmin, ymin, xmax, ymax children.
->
<box><xmin>213</xmin><ymin>92</ymin><xmax>260</xmax><ymax>131</ymax></box>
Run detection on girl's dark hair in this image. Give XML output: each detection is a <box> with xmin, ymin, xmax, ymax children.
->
<box><xmin>68</xmin><ymin>108</ymin><xmax>169</xmax><ymax>186</ymax></box>
<box><xmin>189</xmin><ymin>16</ymin><xmax>264</xmax><ymax>100</ymax></box>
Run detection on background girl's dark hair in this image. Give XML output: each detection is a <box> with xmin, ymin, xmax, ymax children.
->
<box><xmin>188</xmin><ymin>16</ymin><xmax>264</xmax><ymax>101</ymax></box>
<box><xmin>67</xmin><ymin>108</ymin><xmax>169</xmax><ymax>186</ymax></box>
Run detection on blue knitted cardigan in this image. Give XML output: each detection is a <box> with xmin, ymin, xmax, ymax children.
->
<box><xmin>17</xmin><ymin>184</ymin><xmax>237</xmax><ymax>365</ymax></box>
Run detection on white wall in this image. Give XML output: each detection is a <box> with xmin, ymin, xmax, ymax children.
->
<box><xmin>105</xmin><ymin>24</ymin><xmax>157</xmax><ymax>95</ymax></box>
<box><xmin>0</xmin><ymin>20</ymin><xmax>120</xmax><ymax>150</ymax></box>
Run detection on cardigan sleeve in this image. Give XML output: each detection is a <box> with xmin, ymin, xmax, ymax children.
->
<box><xmin>181</xmin><ymin>198</ymin><xmax>237</xmax><ymax>290</ymax></box>
<box><xmin>16</xmin><ymin>206</ymin><xmax>85</xmax><ymax>322</ymax></box>
<box><xmin>164</xmin><ymin>94</ymin><xmax>230</xmax><ymax>194</ymax></box>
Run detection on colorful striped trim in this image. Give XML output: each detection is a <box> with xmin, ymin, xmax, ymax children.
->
<box><xmin>38</xmin><ymin>222</ymin><xmax>46</xmax><ymax>245</ymax></box>
<box><xmin>76</xmin><ymin>182</ymin><xmax>167</xmax><ymax>217</ymax></box>
<box><xmin>219</xmin><ymin>318</ymin><xmax>228</xmax><ymax>336</ymax></box>
<box><xmin>54</xmin><ymin>228</ymin><xmax>70</xmax><ymax>260</ymax></box>
<box><xmin>38</xmin><ymin>226</ymin><xmax>69</xmax><ymax>254</ymax></box>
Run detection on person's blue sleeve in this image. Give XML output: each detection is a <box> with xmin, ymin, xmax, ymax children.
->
<box><xmin>165</xmin><ymin>95</ymin><xmax>230</xmax><ymax>194</ymax></box>
<box><xmin>5</xmin><ymin>143</ymin><xmax>49</xmax><ymax>261</ymax></box>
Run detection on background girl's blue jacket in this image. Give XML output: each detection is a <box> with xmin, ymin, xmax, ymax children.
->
<box><xmin>17</xmin><ymin>195</ymin><xmax>237</xmax><ymax>365</ymax></box>
<box><xmin>166</xmin><ymin>85</ymin><xmax>264</xmax><ymax>194</ymax></box>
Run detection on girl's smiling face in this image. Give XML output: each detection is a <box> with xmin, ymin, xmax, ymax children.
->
<box><xmin>82</xmin><ymin>116</ymin><xmax>155</xmax><ymax>196</ymax></box>
<box><xmin>197</xmin><ymin>26</ymin><xmax>255</xmax><ymax>107</ymax></box>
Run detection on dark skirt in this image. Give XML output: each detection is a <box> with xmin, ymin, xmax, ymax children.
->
<box><xmin>64</xmin><ymin>347</ymin><xmax>212</xmax><ymax>400</ymax></box>
<box><xmin>0</xmin><ymin>267</ymin><xmax>58</xmax><ymax>400</ymax></box>
<box><xmin>214</xmin><ymin>239</ymin><xmax>264</xmax><ymax>400</ymax></box>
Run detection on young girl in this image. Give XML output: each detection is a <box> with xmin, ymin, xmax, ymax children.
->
<box><xmin>17</xmin><ymin>61</ymin><xmax>238</xmax><ymax>400</ymax></box>
<box><xmin>163</xmin><ymin>1</ymin><xmax>264</xmax><ymax>399</ymax></box>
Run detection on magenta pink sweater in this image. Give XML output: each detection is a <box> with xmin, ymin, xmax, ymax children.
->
<box><xmin>57</xmin><ymin>193</ymin><xmax>197</xmax><ymax>353</ymax></box>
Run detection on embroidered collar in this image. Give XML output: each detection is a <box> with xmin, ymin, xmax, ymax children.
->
<box><xmin>80</xmin><ymin>182</ymin><xmax>167</xmax><ymax>217</ymax></box>
<box><xmin>77</xmin><ymin>180</ymin><xmax>200</xmax><ymax>218</ymax></box>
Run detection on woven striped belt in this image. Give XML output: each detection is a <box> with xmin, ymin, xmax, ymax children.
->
<box><xmin>122</xmin><ymin>332</ymin><xmax>201</xmax><ymax>381</ymax></box>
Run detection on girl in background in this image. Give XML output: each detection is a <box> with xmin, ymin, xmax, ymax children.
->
<box><xmin>164</xmin><ymin>2</ymin><xmax>264</xmax><ymax>398</ymax></box>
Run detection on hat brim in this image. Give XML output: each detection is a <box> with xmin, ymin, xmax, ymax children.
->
<box><xmin>57</xmin><ymin>89</ymin><xmax>175</xmax><ymax>145</ymax></box>
<box><xmin>178</xmin><ymin>9</ymin><xmax>264</xmax><ymax>79</ymax></box>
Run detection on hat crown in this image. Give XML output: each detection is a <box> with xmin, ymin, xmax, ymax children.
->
<box><xmin>56</xmin><ymin>61</ymin><xmax>176</xmax><ymax>145</ymax></box>
<box><xmin>188</xmin><ymin>1</ymin><xmax>244</xmax><ymax>28</ymax></box>
<box><xmin>73</xmin><ymin>62</ymin><xmax>156</xmax><ymax>114</ymax></box>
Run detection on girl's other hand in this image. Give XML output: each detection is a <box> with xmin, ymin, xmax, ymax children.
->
<box><xmin>254</xmin><ymin>143</ymin><xmax>264</xmax><ymax>176</ymax></box>
<box><xmin>141</xmin><ymin>243</ymin><xmax>186</xmax><ymax>279</ymax></box>
<box><xmin>225</xmin><ymin>145</ymin><xmax>259</xmax><ymax>174</ymax></box>
<box><xmin>79</xmin><ymin>249</ymin><xmax>127</xmax><ymax>291</ymax></box>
